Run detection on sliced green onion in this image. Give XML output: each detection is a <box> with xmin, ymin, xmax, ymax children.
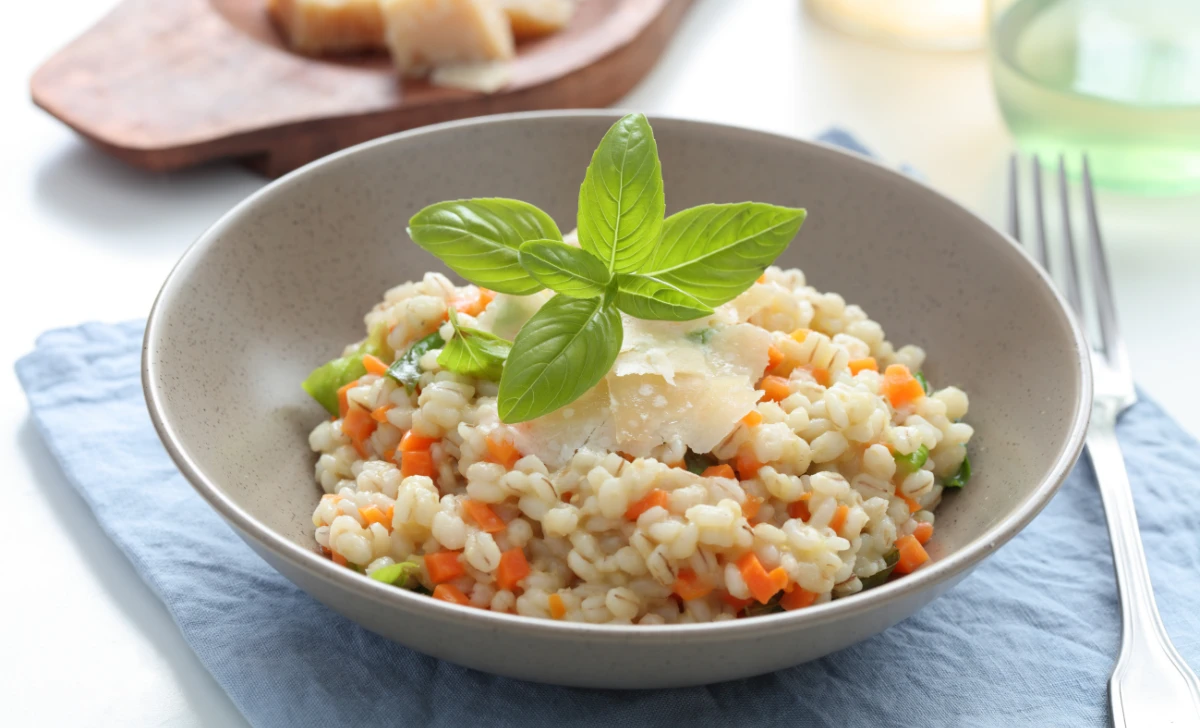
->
<box><xmin>894</xmin><ymin>444</ymin><xmax>929</xmax><ymax>476</ymax></box>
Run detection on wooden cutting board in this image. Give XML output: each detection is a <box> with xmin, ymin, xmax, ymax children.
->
<box><xmin>31</xmin><ymin>0</ymin><xmax>692</xmax><ymax>176</ymax></box>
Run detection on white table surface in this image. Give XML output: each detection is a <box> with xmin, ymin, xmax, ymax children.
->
<box><xmin>3</xmin><ymin>1</ymin><xmax>1198</xmax><ymax>725</ymax></box>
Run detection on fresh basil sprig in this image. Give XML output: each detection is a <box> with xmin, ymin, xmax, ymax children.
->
<box><xmin>437</xmin><ymin>309</ymin><xmax>512</xmax><ymax>381</ymax></box>
<box><xmin>405</xmin><ymin>113</ymin><xmax>808</xmax><ymax>423</ymax></box>
<box><xmin>387</xmin><ymin>331</ymin><xmax>446</xmax><ymax>394</ymax></box>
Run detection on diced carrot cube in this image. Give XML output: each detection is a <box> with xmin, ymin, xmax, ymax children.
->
<box><xmin>548</xmin><ymin>593</ymin><xmax>567</xmax><ymax>619</ymax></box>
<box><xmin>736</xmin><ymin>552</ymin><xmax>786</xmax><ymax>604</ymax></box>
<box><xmin>331</xmin><ymin>551</ymin><xmax>348</xmax><ymax>567</ymax></box>
<box><xmin>424</xmin><ymin>551</ymin><xmax>465</xmax><ymax>583</ymax></box>
<box><xmin>485</xmin><ymin>431</ymin><xmax>521</xmax><ymax>469</ymax></box>
<box><xmin>360</xmin><ymin>505</ymin><xmax>388</xmax><ymax>528</ymax></box>
<box><xmin>702</xmin><ymin>464</ymin><xmax>736</xmax><ymax>480</ymax></box>
<box><xmin>495</xmin><ymin>548</ymin><xmax>530</xmax><ymax>591</ymax></box>
<box><xmin>721</xmin><ymin>592</ymin><xmax>755</xmax><ymax>611</ymax></box>
<box><xmin>882</xmin><ymin>364</ymin><xmax>926</xmax><ymax>408</ymax></box>
<box><xmin>432</xmin><ymin>584</ymin><xmax>471</xmax><ymax>606</ymax></box>
<box><xmin>828</xmin><ymin>504</ymin><xmax>849</xmax><ymax>534</ymax></box>
<box><xmin>735</xmin><ymin>444</ymin><xmax>763</xmax><ymax>480</ymax></box>
<box><xmin>673</xmin><ymin>568</ymin><xmax>714</xmax><ymax>601</ymax></box>
<box><xmin>401</xmin><ymin>450</ymin><xmax>435</xmax><ymax>479</ymax></box>
<box><xmin>625</xmin><ymin>489</ymin><xmax>669</xmax><ymax>521</ymax></box>
<box><xmin>342</xmin><ymin>407</ymin><xmax>377</xmax><ymax>444</ymax></box>
<box><xmin>742</xmin><ymin>494</ymin><xmax>763</xmax><ymax>521</ymax></box>
<box><xmin>811</xmin><ymin>367</ymin><xmax>831</xmax><ymax>387</ymax></box>
<box><xmin>741</xmin><ymin>410</ymin><xmax>764</xmax><ymax>428</ymax></box>
<box><xmin>767</xmin><ymin>345</ymin><xmax>785</xmax><ymax>372</ymax></box>
<box><xmin>337</xmin><ymin>381</ymin><xmax>358</xmax><ymax>419</ymax></box>
<box><xmin>760</xmin><ymin>375</ymin><xmax>792</xmax><ymax>402</ymax></box>
<box><xmin>787</xmin><ymin>493</ymin><xmax>812</xmax><ymax>521</ymax></box>
<box><xmin>400</xmin><ymin>430</ymin><xmax>438</xmax><ymax>452</ymax></box>
<box><xmin>913</xmin><ymin>521</ymin><xmax>934</xmax><ymax>545</ymax></box>
<box><xmin>893</xmin><ymin>535</ymin><xmax>930</xmax><ymax>575</ymax></box>
<box><xmin>899</xmin><ymin>492</ymin><xmax>921</xmax><ymax>513</ymax></box>
<box><xmin>370</xmin><ymin>405</ymin><xmax>393</xmax><ymax>423</ymax></box>
<box><xmin>362</xmin><ymin>354</ymin><xmax>389</xmax><ymax>376</ymax></box>
<box><xmin>781</xmin><ymin>587</ymin><xmax>818</xmax><ymax>611</ymax></box>
<box><xmin>848</xmin><ymin>357</ymin><xmax>878</xmax><ymax>375</ymax></box>
<box><xmin>462</xmin><ymin>499</ymin><xmax>506</xmax><ymax>533</ymax></box>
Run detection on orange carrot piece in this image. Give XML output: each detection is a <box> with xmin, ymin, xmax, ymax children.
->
<box><xmin>702</xmin><ymin>464</ymin><xmax>736</xmax><ymax>480</ymax></box>
<box><xmin>811</xmin><ymin>367</ymin><xmax>831</xmax><ymax>387</ymax></box>
<box><xmin>781</xmin><ymin>587</ymin><xmax>818</xmax><ymax>611</ymax></box>
<box><xmin>893</xmin><ymin>535</ymin><xmax>930</xmax><ymax>575</ymax></box>
<box><xmin>735</xmin><ymin>444</ymin><xmax>763</xmax><ymax>480</ymax></box>
<box><xmin>766</xmin><ymin>345</ymin><xmax>785</xmax><ymax>372</ymax></box>
<box><xmin>342</xmin><ymin>407</ymin><xmax>377</xmax><ymax>443</ymax></box>
<box><xmin>848</xmin><ymin>357</ymin><xmax>878</xmax><ymax>375</ymax></box>
<box><xmin>400</xmin><ymin>430</ymin><xmax>438</xmax><ymax>452</ymax></box>
<box><xmin>401</xmin><ymin>450</ymin><xmax>435</xmax><ymax>479</ymax></box>
<box><xmin>756</xmin><ymin>274</ymin><xmax>767</xmax><ymax>284</ymax></box>
<box><xmin>351</xmin><ymin>440</ymin><xmax>369</xmax><ymax>459</ymax></box>
<box><xmin>828</xmin><ymin>504</ymin><xmax>849</xmax><ymax>534</ymax></box>
<box><xmin>495</xmin><ymin>548</ymin><xmax>531</xmax><ymax>591</ymax></box>
<box><xmin>899</xmin><ymin>492</ymin><xmax>921</xmax><ymax>514</ymax></box>
<box><xmin>337</xmin><ymin>381</ymin><xmax>358</xmax><ymax>419</ymax></box>
<box><xmin>424</xmin><ymin>551</ymin><xmax>465</xmax><ymax>583</ymax></box>
<box><xmin>741</xmin><ymin>410</ymin><xmax>764</xmax><ymax>428</ymax></box>
<box><xmin>790</xmin><ymin>328</ymin><xmax>810</xmax><ymax>343</ymax></box>
<box><xmin>455</xmin><ymin>288</ymin><xmax>495</xmax><ymax>317</ymax></box>
<box><xmin>882</xmin><ymin>364</ymin><xmax>926</xmax><ymax>408</ymax></box>
<box><xmin>362</xmin><ymin>354</ymin><xmax>389</xmax><ymax>376</ymax></box>
<box><xmin>548</xmin><ymin>593</ymin><xmax>567</xmax><ymax>619</ymax></box>
<box><xmin>485</xmin><ymin>432</ymin><xmax>521</xmax><ymax>469</ymax></box>
<box><xmin>767</xmin><ymin>566</ymin><xmax>789</xmax><ymax>594</ymax></box>
<box><xmin>625</xmin><ymin>489</ymin><xmax>669</xmax><ymax>521</ymax></box>
<box><xmin>672</xmin><ymin>568</ymin><xmax>714</xmax><ymax>601</ymax></box>
<box><xmin>736</xmin><ymin>552</ymin><xmax>786</xmax><ymax>604</ymax></box>
<box><xmin>370</xmin><ymin>405</ymin><xmax>393</xmax><ymax>423</ymax></box>
<box><xmin>742</xmin><ymin>494</ymin><xmax>763</xmax><ymax>521</ymax></box>
<box><xmin>913</xmin><ymin>521</ymin><xmax>934</xmax><ymax>545</ymax></box>
<box><xmin>384</xmin><ymin>504</ymin><xmax>394</xmax><ymax>525</ymax></box>
<box><xmin>462</xmin><ymin>499</ymin><xmax>506</xmax><ymax>534</ymax></box>
<box><xmin>721</xmin><ymin>592</ymin><xmax>755</xmax><ymax>611</ymax></box>
<box><xmin>331</xmin><ymin>551</ymin><xmax>348</xmax><ymax>567</ymax></box>
<box><xmin>667</xmin><ymin>460</ymin><xmax>686</xmax><ymax>470</ymax></box>
<box><xmin>432</xmin><ymin>584</ymin><xmax>472</xmax><ymax>606</ymax></box>
<box><xmin>787</xmin><ymin>493</ymin><xmax>812</xmax><ymax>521</ymax></box>
<box><xmin>760</xmin><ymin>375</ymin><xmax>792</xmax><ymax>402</ymax></box>
<box><xmin>360</xmin><ymin>505</ymin><xmax>388</xmax><ymax>528</ymax></box>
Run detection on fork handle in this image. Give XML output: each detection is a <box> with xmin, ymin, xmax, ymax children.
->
<box><xmin>1088</xmin><ymin>405</ymin><xmax>1200</xmax><ymax>728</ymax></box>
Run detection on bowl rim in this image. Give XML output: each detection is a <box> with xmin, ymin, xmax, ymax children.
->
<box><xmin>143</xmin><ymin>109</ymin><xmax>1093</xmax><ymax>642</ymax></box>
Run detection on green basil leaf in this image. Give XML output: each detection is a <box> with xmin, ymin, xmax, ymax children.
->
<box><xmin>684</xmin><ymin>450</ymin><xmax>718</xmax><ymax>475</ymax></box>
<box><xmin>497</xmin><ymin>293</ymin><xmax>623</xmax><ymax>423</ymax></box>
<box><xmin>944</xmin><ymin>452</ymin><xmax>971</xmax><ymax>489</ymax></box>
<box><xmin>302</xmin><ymin>353</ymin><xmax>367</xmax><ymax>416</ymax></box>
<box><xmin>636</xmin><ymin>203</ymin><xmax>807</xmax><ymax>308</ymax></box>
<box><xmin>370</xmin><ymin>559</ymin><xmax>423</xmax><ymax>589</ymax></box>
<box><xmin>386</xmin><ymin>331</ymin><xmax>446</xmax><ymax>394</ymax></box>
<box><xmin>613</xmin><ymin>273</ymin><xmax>714</xmax><ymax>321</ymax></box>
<box><xmin>915</xmin><ymin>371</ymin><xmax>931</xmax><ymax>395</ymax></box>
<box><xmin>407</xmin><ymin>198</ymin><xmax>561</xmax><ymax>295</ymax></box>
<box><xmin>518</xmin><ymin>239</ymin><xmax>612</xmax><ymax>298</ymax></box>
<box><xmin>860</xmin><ymin>547</ymin><xmax>900</xmax><ymax>590</ymax></box>
<box><xmin>577</xmin><ymin>113</ymin><xmax>665</xmax><ymax>274</ymax></box>
<box><xmin>894</xmin><ymin>444</ymin><xmax>929</xmax><ymax>476</ymax></box>
<box><xmin>437</xmin><ymin>309</ymin><xmax>512</xmax><ymax>381</ymax></box>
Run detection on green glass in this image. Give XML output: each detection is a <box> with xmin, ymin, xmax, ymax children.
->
<box><xmin>989</xmin><ymin>0</ymin><xmax>1200</xmax><ymax>194</ymax></box>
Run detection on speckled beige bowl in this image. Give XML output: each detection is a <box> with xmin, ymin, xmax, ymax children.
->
<box><xmin>143</xmin><ymin>111</ymin><xmax>1090</xmax><ymax>688</ymax></box>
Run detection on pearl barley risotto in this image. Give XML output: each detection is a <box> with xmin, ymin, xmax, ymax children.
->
<box><xmin>308</xmin><ymin>266</ymin><xmax>973</xmax><ymax>623</ymax></box>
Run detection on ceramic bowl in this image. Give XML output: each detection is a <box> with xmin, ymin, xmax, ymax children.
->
<box><xmin>143</xmin><ymin>111</ymin><xmax>1090</xmax><ymax>688</ymax></box>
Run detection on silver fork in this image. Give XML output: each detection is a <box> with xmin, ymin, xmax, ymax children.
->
<box><xmin>1009</xmin><ymin>155</ymin><xmax>1200</xmax><ymax>727</ymax></box>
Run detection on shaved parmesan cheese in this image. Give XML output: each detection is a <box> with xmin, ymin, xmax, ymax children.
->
<box><xmin>430</xmin><ymin>61</ymin><xmax>513</xmax><ymax>93</ymax></box>
<box><xmin>708</xmin><ymin>323</ymin><xmax>771</xmax><ymax>379</ymax></box>
<box><xmin>614</xmin><ymin>317</ymin><xmax>709</xmax><ymax>384</ymax></box>
<box><xmin>608</xmin><ymin>373</ymin><xmax>759</xmax><ymax>457</ymax></box>
<box><xmin>512</xmin><ymin>381</ymin><xmax>614</xmax><ymax>467</ymax></box>
<box><xmin>380</xmin><ymin>0</ymin><xmax>515</xmax><ymax>73</ymax></box>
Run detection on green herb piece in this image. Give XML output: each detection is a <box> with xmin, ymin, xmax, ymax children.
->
<box><xmin>386</xmin><ymin>331</ymin><xmax>446</xmax><ymax>394</ymax></box>
<box><xmin>683</xmin><ymin>450</ymin><xmax>718</xmax><ymax>475</ymax></box>
<box><xmin>859</xmin><ymin>547</ymin><xmax>900</xmax><ymax>590</ymax></box>
<box><xmin>915</xmin><ymin>371</ymin><xmax>931</xmax><ymax>395</ymax></box>
<box><xmin>497</xmin><ymin>289</ymin><xmax>623</xmax><ymax>423</ymax></box>
<box><xmin>613</xmin><ymin>273</ymin><xmax>714</xmax><ymax>321</ymax></box>
<box><xmin>437</xmin><ymin>309</ymin><xmax>512</xmax><ymax>381</ymax></box>
<box><xmin>577</xmin><ymin>113</ymin><xmax>664</xmax><ymax>274</ymax></box>
<box><xmin>743</xmin><ymin>594</ymin><xmax>782</xmax><ymax>617</ymax></box>
<box><xmin>370</xmin><ymin>560</ymin><xmax>423</xmax><ymax>589</ymax></box>
<box><xmin>894</xmin><ymin>444</ymin><xmax>929</xmax><ymax>476</ymax></box>
<box><xmin>407</xmin><ymin>199</ymin><xmax>561</xmax><ymax>295</ymax></box>
<box><xmin>635</xmin><ymin>203</ymin><xmax>807</xmax><ymax>308</ymax></box>
<box><xmin>518</xmin><ymin>239</ymin><xmax>612</xmax><ymax>298</ymax></box>
<box><xmin>943</xmin><ymin>452</ymin><xmax>971</xmax><ymax>489</ymax></box>
<box><xmin>684</xmin><ymin>327</ymin><xmax>715</xmax><ymax>345</ymax></box>
<box><xmin>302</xmin><ymin>353</ymin><xmax>368</xmax><ymax>416</ymax></box>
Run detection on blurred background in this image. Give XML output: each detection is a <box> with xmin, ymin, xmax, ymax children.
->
<box><xmin>2</xmin><ymin>1</ymin><xmax>1198</xmax><ymax>723</ymax></box>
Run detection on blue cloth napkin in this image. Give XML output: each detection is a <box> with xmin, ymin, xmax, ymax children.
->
<box><xmin>16</xmin><ymin>133</ymin><xmax>1200</xmax><ymax>727</ymax></box>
